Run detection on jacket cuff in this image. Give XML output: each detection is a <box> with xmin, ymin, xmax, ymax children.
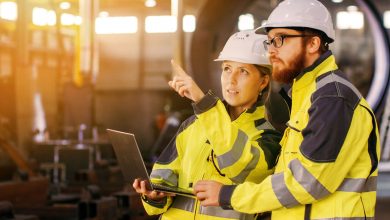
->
<box><xmin>219</xmin><ymin>185</ymin><xmax>237</xmax><ymax>210</ymax></box>
<box><xmin>192</xmin><ymin>90</ymin><xmax>219</xmax><ymax>114</ymax></box>
<box><xmin>141</xmin><ymin>195</ymin><xmax>167</xmax><ymax>208</ymax></box>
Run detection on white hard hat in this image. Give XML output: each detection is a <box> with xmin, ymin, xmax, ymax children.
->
<box><xmin>215</xmin><ymin>30</ymin><xmax>270</xmax><ymax>66</ymax></box>
<box><xmin>256</xmin><ymin>0</ymin><xmax>335</xmax><ymax>42</ymax></box>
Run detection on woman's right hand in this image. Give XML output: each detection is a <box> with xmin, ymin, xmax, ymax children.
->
<box><xmin>133</xmin><ymin>179</ymin><xmax>170</xmax><ymax>201</ymax></box>
<box><xmin>169</xmin><ymin>60</ymin><xmax>205</xmax><ymax>103</ymax></box>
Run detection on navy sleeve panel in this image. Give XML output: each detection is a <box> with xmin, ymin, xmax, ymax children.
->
<box><xmin>219</xmin><ymin>185</ymin><xmax>237</xmax><ymax>210</ymax></box>
<box><xmin>300</xmin><ymin>70</ymin><xmax>361</xmax><ymax>163</ymax></box>
<box><xmin>192</xmin><ymin>90</ymin><xmax>219</xmax><ymax>115</ymax></box>
<box><xmin>257</xmin><ymin>129</ymin><xmax>282</xmax><ymax>169</ymax></box>
<box><xmin>141</xmin><ymin>195</ymin><xmax>167</xmax><ymax>208</ymax></box>
<box><xmin>300</xmin><ymin>96</ymin><xmax>353</xmax><ymax>162</ymax></box>
<box><xmin>155</xmin><ymin>115</ymin><xmax>197</xmax><ymax>164</ymax></box>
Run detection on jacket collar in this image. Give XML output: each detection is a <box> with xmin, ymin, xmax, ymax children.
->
<box><xmin>295</xmin><ymin>50</ymin><xmax>333</xmax><ymax>81</ymax></box>
<box><xmin>222</xmin><ymin>96</ymin><xmax>264</xmax><ymax>114</ymax></box>
<box><xmin>222</xmin><ymin>98</ymin><xmax>265</xmax><ymax>122</ymax></box>
<box><xmin>292</xmin><ymin>51</ymin><xmax>338</xmax><ymax>91</ymax></box>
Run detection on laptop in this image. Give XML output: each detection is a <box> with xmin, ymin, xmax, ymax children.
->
<box><xmin>106</xmin><ymin>129</ymin><xmax>194</xmax><ymax>197</ymax></box>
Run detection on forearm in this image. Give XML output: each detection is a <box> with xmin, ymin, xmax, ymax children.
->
<box><xmin>221</xmin><ymin>177</ymin><xmax>282</xmax><ymax>214</ymax></box>
<box><xmin>141</xmin><ymin>195</ymin><xmax>172</xmax><ymax>215</ymax></box>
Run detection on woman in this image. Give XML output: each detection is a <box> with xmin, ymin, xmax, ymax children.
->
<box><xmin>133</xmin><ymin>30</ymin><xmax>281</xmax><ymax>220</ymax></box>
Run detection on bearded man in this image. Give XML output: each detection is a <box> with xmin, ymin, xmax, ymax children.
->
<box><xmin>193</xmin><ymin>0</ymin><xmax>380</xmax><ymax>219</ymax></box>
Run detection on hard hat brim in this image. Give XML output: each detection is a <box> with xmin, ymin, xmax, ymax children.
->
<box><xmin>255</xmin><ymin>26</ymin><xmax>267</xmax><ymax>34</ymax></box>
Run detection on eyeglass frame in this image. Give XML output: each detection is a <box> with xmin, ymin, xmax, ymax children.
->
<box><xmin>263</xmin><ymin>34</ymin><xmax>315</xmax><ymax>50</ymax></box>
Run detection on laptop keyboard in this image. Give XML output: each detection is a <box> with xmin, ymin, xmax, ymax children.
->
<box><xmin>152</xmin><ymin>183</ymin><xmax>193</xmax><ymax>195</ymax></box>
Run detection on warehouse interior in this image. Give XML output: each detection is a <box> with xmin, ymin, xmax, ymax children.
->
<box><xmin>0</xmin><ymin>0</ymin><xmax>390</xmax><ymax>219</ymax></box>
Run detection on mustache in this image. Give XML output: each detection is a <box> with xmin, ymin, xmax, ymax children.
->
<box><xmin>269</xmin><ymin>55</ymin><xmax>282</xmax><ymax>63</ymax></box>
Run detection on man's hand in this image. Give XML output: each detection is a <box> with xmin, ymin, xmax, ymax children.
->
<box><xmin>169</xmin><ymin>60</ymin><xmax>205</xmax><ymax>102</ymax></box>
<box><xmin>132</xmin><ymin>179</ymin><xmax>172</xmax><ymax>201</ymax></box>
<box><xmin>194</xmin><ymin>180</ymin><xmax>223</xmax><ymax>206</ymax></box>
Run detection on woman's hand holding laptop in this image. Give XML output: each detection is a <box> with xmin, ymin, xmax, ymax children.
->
<box><xmin>133</xmin><ymin>178</ymin><xmax>176</xmax><ymax>202</ymax></box>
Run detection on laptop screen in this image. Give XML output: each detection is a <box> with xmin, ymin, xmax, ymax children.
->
<box><xmin>107</xmin><ymin>129</ymin><xmax>194</xmax><ymax>197</ymax></box>
<box><xmin>107</xmin><ymin>129</ymin><xmax>153</xmax><ymax>189</ymax></box>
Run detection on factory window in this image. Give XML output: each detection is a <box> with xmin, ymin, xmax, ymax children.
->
<box><xmin>145</xmin><ymin>15</ymin><xmax>196</xmax><ymax>33</ymax></box>
<box><xmin>0</xmin><ymin>1</ymin><xmax>17</xmax><ymax>21</ymax></box>
<box><xmin>385</xmin><ymin>11</ymin><xmax>390</xmax><ymax>29</ymax></box>
<box><xmin>61</xmin><ymin>13</ymin><xmax>81</xmax><ymax>26</ymax></box>
<box><xmin>32</xmin><ymin>7</ymin><xmax>56</xmax><ymax>26</ymax></box>
<box><xmin>238</xmin><ymin>14</ymin><xmax>254</xmax><ymax>31</ymax></box>
<box><xmin>95</xmin><ymin>16</ymin><xmax>138</xmax><ymax>34</ymax></box>
<box><xmin>145</xmin><ymin>15</ymin><xmax>177</xmax><ymax>33</ymax></box>
<box><xmin>336</xmin><ymin>6</ymin><xmax>364</xmax><ymax>29</ymax></box>
<box><xmin>183</xmin><ymin>15</ymin><xmax>196</xmax><ymax>32</ymax></box>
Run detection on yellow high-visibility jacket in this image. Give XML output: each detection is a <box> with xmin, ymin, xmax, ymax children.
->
<box><xmin>142</xmin><ymin>93</ymin><xmax>282</xmax><ymax>220</ymax></box>
<box><xmin>220</xmin><ymin>51</ymin><xmax>380</xmax><ymax>220</ymax></box>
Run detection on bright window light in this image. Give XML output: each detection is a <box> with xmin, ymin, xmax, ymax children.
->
<box><xmin>33</xmin><ymin>7</ymin><xmax>57</xmax><ymax>26</ymax></box>
<box><xmin>47</xmin><ymin>10</ymin><xmax>56</xmax><ymax>26</ymax></box>
<box><xmin>0</xmin><ymin>1</ymin><xmax>17</xmax><ymax>21</ymax></box>
<box><xmin>171</xmin><ymin>0</ymin><xmax>178</xmax><ymax>16</ymax></box>
<box><xmin>336</xmin><ymin>10</ymin><xmax>364</xmax><ymax>29</ymax></box>
<box><xmin>337</xmin><ymin>11</ymin><xmax>349</xmax><ymax>29</ymax></box>
<box><xmin>348</xmin><ymin>11</ymin><xmax>364</xmax><ymax>29</ymax></box>
<box><xmin>61</xmin><ymin>13</ymin><xmax>75</xmax><ymax>25</ymax></box>
<box><xmin>95</xmin><ymin>16</ymin><xmax>138</xmax><ymax>34</ymax></box>
<box><xmin>74</xmin><ymin>15</ymin><xmax>82</xmax><ymax>25</ymax></box>
<box><xmin>385</xmin><ymin>11</ymin><xmax>390</xmax><ymax>29</ymax></box>
<box><xmin>183</xmin><ymin>15</ymin><xmax>196</xmax><ymax>32</ymax></box>
<box><xmin>238</xmin><ymin>14</ymin><xmax>254</xmax><ymax>31</ymax></box>
<box><xmin>60</xmin><ymin>13</ymin><xmax>81</xmax><ymax>26</ymax></box>
<box><xmin>145</xmin><ymin>16</ymin><xmax>176</xmax><ymax>33</ymax></box>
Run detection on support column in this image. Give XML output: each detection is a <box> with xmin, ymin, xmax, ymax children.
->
<box><xmin>15</xmin><ymin>0</ymin><xmax>34</xmax><ymax>151</ymax></box>
<box><xmin>171</xmin><ymin>0</ymin><xmax>185</xmax><ymax>68</ymax></box>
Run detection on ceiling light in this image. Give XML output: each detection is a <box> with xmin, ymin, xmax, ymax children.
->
<box><xmin>145</xmin><ymin>0</ymin><xmax>156</xmax><ymax>8</ymax></box>
<box><xmin>60</xmin><ymin>2</ymin><xmax>71</xmax><ymax>10</ymax></box>
<box><xmin>332</xmin><ymin>0</ymin><xmax>343</xmax><ymax>3</ymax></box>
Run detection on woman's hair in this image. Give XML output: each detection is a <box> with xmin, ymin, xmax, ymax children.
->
<box><xmin>254</xmin><ymin>64</ymin><xmax>272</xmax><ymax>105</ymax></box>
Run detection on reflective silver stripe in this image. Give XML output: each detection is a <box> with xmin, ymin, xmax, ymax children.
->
<box><xmin>230</xmin><ymin>146</ymin><xmax>260</xmax><ymax>183</ymax></box>
<box><xmin>271</xmin><ymin>172</ymin><xmax>300</xmax><ymax>208</ymax></box>
<box><xmin>199</xmin><ymin>206</ymin><xmax>254</xmax><ymax>219</ymax></box>
<box><xmin>171</xmin><ymin>196</ymin><xmax>195</xmax><ymax>212</ymax></box>
<box><xmin>313</xmin><ymin>217</ymin><xmax>375</xmax><ymax>220</ymax></box>
<box><xmin>217</xmin><ymin>130</ymin><xmax>248</xmax><ymax>169</ymax></box>
<box><xmin>337</xmin><ymin>176</ymin><xmax>377</xmax><ymax>192</ymax></box>
<box><xmin>171</xmin><ymin>196</ymin><xmax>255</xmax><ymax>219</ymax></box>
<box><xmin>316</xmin><ymin>73</ymin><xmax>362</xmax><ymax>99</ymax></box>
<box><xmin>289</xmin><ymin>159</ymin><xmax>330</xmax><ymax>200</ymax></box>
<box><xmin>256</xmin><ymin>121</ymin><xmax>274</xmax><ymax>130</ymax></box>
<box><xmin>150</xmin><ymin>169</ymin><xmax>178</xmax><ymax>186</ymax></box>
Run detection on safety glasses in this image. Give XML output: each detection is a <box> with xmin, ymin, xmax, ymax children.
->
<box><xmin>263</xmin><ymin>34</ymin><xmax>315</xmax><ymax>50</ymax></box>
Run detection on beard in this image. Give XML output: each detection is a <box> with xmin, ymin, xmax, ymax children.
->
<box><xmin>271</xmin><ymin>47</ymin><xmax>306</xmax><ymax>84</ymax></box>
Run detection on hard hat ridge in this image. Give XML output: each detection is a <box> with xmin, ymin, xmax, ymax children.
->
<box><xmin>215</xmin><ymin>30</ymin><xmax>270</xmax><ymax>66</ymax></box>
<box><xmin>255</xmin><ymin>0</ymin><xmax>335</xmax><ymax>42</ymax></box>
